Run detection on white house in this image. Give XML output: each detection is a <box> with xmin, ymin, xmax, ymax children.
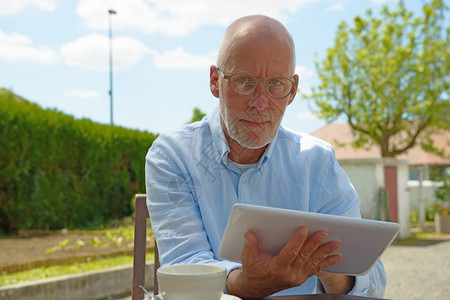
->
<box><xmin>312</xmin><ymin>124</ymin><xmax>450</xmax><ymax>238</ymax></box>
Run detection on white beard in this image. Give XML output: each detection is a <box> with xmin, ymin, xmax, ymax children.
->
<box><xmin>219</xmin><ymin>99</ymin><xmax>282</xmax><ymax>149</ymax></box>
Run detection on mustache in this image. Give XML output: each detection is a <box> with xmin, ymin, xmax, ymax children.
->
<box><xmin>239</xmin><ymin>111</ymin><xmax>272</xmax><ymax>122</ymax></box>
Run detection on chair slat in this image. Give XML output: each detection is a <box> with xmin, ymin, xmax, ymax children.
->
<box><xmin>131</xmin><ymin>194</ymin><xmax>152</xmax><ymax>300</ymax></box>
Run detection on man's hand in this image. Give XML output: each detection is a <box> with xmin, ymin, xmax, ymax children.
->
<box><xmin>226</xmin><ymin>226</ymin><xmax>352</xmax><ymax>298</ymax></box>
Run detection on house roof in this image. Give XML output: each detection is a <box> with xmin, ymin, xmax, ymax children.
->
<box><xmin>311</xmin><ymin>123</ymin><xmax>450</xmax><ymax>165</ymax></box>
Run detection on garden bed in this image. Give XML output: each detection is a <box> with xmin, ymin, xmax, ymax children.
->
<box><xmin>0</xmin><ymin>228</ymin><xmax>154</xmax><ymax>275</ymax></box>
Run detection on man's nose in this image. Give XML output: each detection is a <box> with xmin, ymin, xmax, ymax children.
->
<box><xmin>248</xmin><ymin>81</ymin><xmax>269</xmax><ymax>110</ymax></box>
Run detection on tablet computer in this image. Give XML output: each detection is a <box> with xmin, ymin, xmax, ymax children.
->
<box><xmin>218</xmin><ymin>203</ymin><xmax>399</xmax><ymax>276</ymax></box>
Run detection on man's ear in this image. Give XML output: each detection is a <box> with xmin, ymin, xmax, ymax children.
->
<box><xmin>287</xmin><ymin>74</ymin><xmax>299</xmax><ymax>106</ymax></box>
<box><xmin>210</xmin><ymin>65</ymin><xmax>220</xmax><ymax>98</ymax></box>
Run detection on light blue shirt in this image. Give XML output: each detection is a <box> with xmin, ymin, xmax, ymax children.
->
<box><xmin>145</xmin><ymin>106</ymin><xmax>386</xmax><ymax>297</ymax></box>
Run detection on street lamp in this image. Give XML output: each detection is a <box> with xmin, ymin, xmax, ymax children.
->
<box><xmin>108</xmin><ymin>9</ymin><xmax>117</xmax><ymax>125</ymax></box>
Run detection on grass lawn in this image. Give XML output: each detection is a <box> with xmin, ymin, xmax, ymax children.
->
<box><xmin>0</xmin><ymin>252</ymin><xmax>155</xmax><ymax>287</ymax></box>
<box><xmin>395</xmin><ymin>227</ymin><xmax>450</xmax><ymax>246</ymax></box>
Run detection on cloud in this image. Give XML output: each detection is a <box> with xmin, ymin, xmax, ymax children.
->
<box><xmin>0</xmin><ymin>0</ymin><xmax>57</xmax><ymax>16</ymax></box>
<box><xmin>296</xmin><ymin>111</ymin><xmax>317</xmax><ymax>120</ymax></box>
<box><xmin>0</xmin><ymin>29</ymin><xmax>58</xmax><ymax>64</ymax></box>
<box><xmin>64</xmin><ymin>89</ymin><xmax>100</xmax><ymax>99</ymax></box>
<box><xmin>60</xmin><ymin>33</ymin><xmax>152</xmax><ymax>71</ymax></box>
<box><xmin>326</xmin><ymin>3</ymin><xmax>344</xmax><ymax>12</ymax></box>
<box><xmin>153</xmin><ymin>47</ymin><xmax>215</xmax><ymax>70</ymax></box>
<box><xmin>295</xmin><ymin>65</ymin><xmax>314</xmax><ymax>80</ymax></box>
<box><xmin>299</xmin><ymin>82</ymin><xmax>313</xmax><ymax>97</ymax></box>
<box><xmin>371</xmin><ymin>0</ymin><xmax>391</xmax><ymax>3</ymax></box>
<box><xmin>77</xmin><ymin>0</ymin><xmax>319</xmax><ymax>36</ymax></box>
<box><xmin>294</xmin><ymin>65</ymin><xmax>315</xmax><ymax>97</ymax></box>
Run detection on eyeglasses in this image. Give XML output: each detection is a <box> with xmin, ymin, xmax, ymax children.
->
<box><xmin>217</xmin><ymin>68</ymin><xmax>297</xmax><ymax>99</ymax></box>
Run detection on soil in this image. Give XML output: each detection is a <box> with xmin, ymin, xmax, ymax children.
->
<box><xmin>0</xmin><ymin>229</ymin><xmax>154</xmax><ymax>275</ymax></box>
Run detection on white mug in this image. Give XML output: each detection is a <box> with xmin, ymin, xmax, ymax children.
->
<box><xmin>156</xmin><ymin>263</ymin><xmax>226</xmax><ymax>300</ymax></box>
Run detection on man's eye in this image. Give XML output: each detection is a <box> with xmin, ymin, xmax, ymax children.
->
<box><xmin>237</xmin><ymin>76</ymin><xmax>254</xmax><ymax>83</ymax></box>
<box><xmin>267</xmin><ymin>79</ymin><xmax>282</xmax><ymax>86</ymax></box>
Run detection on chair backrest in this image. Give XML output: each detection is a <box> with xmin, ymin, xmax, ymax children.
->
<box><xmin>132</xmin><ymin>194</ymin><xmax>160</xmax><ymax>300</ymax></box>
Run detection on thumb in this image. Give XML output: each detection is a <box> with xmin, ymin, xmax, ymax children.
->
<box><xmin>242</xmin><ymin>231</ymin><xmax>260</xmax><ymax>259</ymax></box>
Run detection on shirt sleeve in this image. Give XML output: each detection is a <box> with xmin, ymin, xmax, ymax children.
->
<box><xmin>313</xmin><ymin>259</ymin><xmax>386</xmax><ymax>298</ymax></box>
<box><xmin>145</xmin><ymin>144</ymin><xmax>241</xmax><ymax>275</ymax></box>
<box><xmin>347</xmin><ymin>260</ymin><xmax>387</xmax><ymax>297</ymax></box>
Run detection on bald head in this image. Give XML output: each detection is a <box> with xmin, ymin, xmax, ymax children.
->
<box><xmin>217</xmin><ymin>15</ymin><xmax>296</xmax><ymax>74</ymax></box>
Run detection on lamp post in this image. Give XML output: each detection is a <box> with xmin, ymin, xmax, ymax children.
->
<box><xmin>108</xmin><ymin>9</ymin><xmax>117</xmax><ymax>125</ymax></box>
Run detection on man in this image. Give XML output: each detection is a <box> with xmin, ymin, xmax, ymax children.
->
<box><xmin>146</xmin><ymin>15</ymin><xmax>386</xmax><ymax>298</ymax></box>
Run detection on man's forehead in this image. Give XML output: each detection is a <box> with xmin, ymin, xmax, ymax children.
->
<box><xmin>228</xmin><ymin>17</ymin><xmax>287</xmax><ymax>41</ymax></box>
<box><xmin>217</xmin><ymin>15</ymin><xmax>296</xmax><ymax>73</ymax></box>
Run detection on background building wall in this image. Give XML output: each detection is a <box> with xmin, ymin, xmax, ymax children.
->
<box><xmin>339</xmin><ymin>159</ymin><xmax>410</xmax><ymax>238</ymax></box>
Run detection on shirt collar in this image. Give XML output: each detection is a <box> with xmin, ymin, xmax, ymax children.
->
<box><xmin>209</xmin><ymin>106</ymin><xmax>231</xmax><ymax>166</ymax></box>
<box><xmin>257</xmin><ymin>131</ymin><xmax>278</xmax><ymax>169</ymax></box>
<box><xmin>208</xmin><ymin>105</ymin><xmax>279</xmax><ymax>170</ymax></box>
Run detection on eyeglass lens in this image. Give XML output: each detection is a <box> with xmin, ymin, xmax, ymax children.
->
<box><xmin>228</xmin><ymin>73</ymin><xmax>293</xmax><ymax>99</ymax></box>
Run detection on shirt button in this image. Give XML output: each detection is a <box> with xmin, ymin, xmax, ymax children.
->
<box><xmin>241</xmin><ymin>176</ymin><xmax>246</xmax><ymax>183</ymax></box>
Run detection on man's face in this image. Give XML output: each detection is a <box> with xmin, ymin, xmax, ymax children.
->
<box><xmin>214</xmin><ymin>36</ymin><xmax>297</xmax><ymax>149</ymax></box>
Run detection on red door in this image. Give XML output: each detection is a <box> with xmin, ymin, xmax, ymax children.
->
<box><xmin>384</xmin><ymin>166</ymin><xmax>398</xmax><ymax>223</ymax></box>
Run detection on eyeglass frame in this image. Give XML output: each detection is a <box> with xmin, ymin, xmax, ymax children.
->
<box><xmin>217</xmin><ymin>68</ymin><xmax>298</xmax><ymax>99</ymax></box>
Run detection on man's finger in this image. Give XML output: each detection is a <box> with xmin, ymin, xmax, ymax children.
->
<box><xmin>276</xmin><ymin>226</ymin><xmax>309</xmax><ymax>266</ymax></box>
<box><xmin>315</xmin><ymin>254</ymin><xmax>343</xmax><ymax>274</ymax></box>
<box><xmin>241</xmin><ymin>231</ymin><xmax>260</xmax><ymax>262</ymax></box>
<box><xmin>301</xmin><ymin>240</ymin><xmax>342</xmax><ymax>275</ymax></box>
<box><xmin>295</xmin><ymin>230</ymin><xmax>328</xmax><ymax>264</ymax></box>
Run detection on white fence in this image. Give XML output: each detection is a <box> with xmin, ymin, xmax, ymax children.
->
<box><xmin>407</xmin><ymin>180</ymin><xmax>443</xmax><ymax>211</ymax></box>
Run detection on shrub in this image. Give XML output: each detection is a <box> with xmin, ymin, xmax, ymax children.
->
<box><xmin>0</xmin><ymin>89</ymin><xmax>157</xmax><ymax>233</ymax></box>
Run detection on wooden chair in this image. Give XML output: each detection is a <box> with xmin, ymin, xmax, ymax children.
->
<box><xmin>132</xmin><ymin>194</ymin><xmax>160</xmax><ymax>300</ymax></box>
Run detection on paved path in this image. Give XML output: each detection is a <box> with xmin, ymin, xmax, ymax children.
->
<box><xmin>382</xmin><ymin>240</ymin><xmax>450</xmax><ymax>300</ymax></box>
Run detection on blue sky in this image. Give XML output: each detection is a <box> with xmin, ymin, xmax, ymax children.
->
<box><xmin>0</xmin><ymin>0</ymin><xmax>428</xmax><ymax>135</ymax></box>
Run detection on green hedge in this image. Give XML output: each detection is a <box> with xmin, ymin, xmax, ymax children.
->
<box><xmin>0</xmin><ymin>89</ymin><xmax>158</xmax><ymax>234</ymax></box>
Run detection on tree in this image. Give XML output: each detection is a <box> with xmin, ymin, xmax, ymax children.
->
<box><xmin>312</xmin><ymin>0</ymin><xmax>449</xmax><ymax>158</ymax></box>
<box><xmin>187</xmin><ymin>107</ymin><xmax>206</xmax><ymax>124</ymax></box>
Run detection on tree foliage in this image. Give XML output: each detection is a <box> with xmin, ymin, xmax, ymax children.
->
<box><xmin>188</xmin><ymin>107</ymin><xmax>206</xmax><ymax>123</ymax></box>
<box><xmin>312</xmin><ymin>0</ymin><xmax>449</xmax><ymax>157</ymax></box>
